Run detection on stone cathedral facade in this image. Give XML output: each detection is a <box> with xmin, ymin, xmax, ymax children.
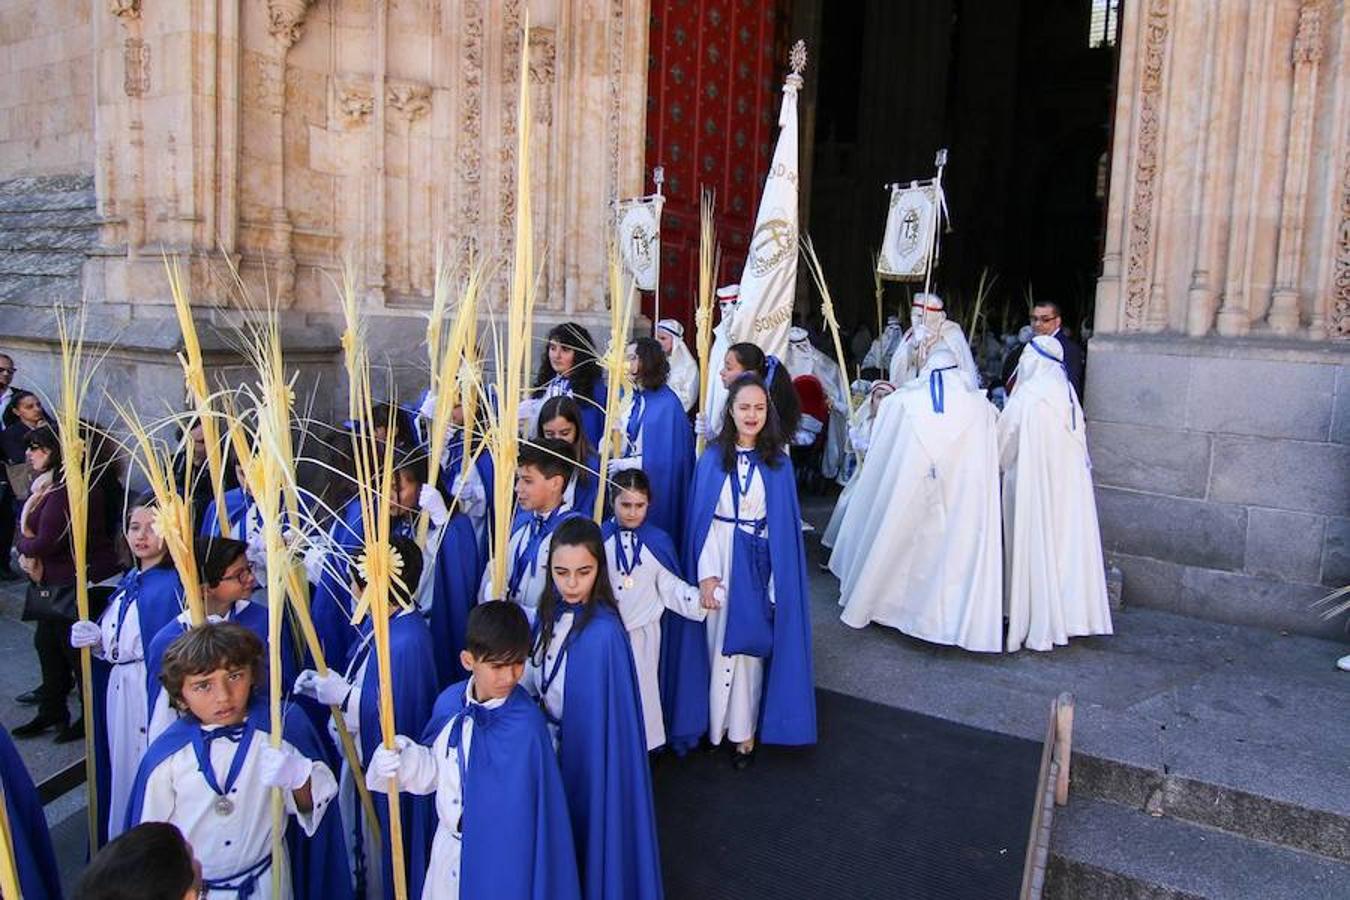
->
<box><xmin>0</xmin><ymin>0</ymin><xmax>1345</xmax><ymax>636</ymax></box>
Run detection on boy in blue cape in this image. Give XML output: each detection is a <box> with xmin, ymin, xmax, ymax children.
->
<box><xmin>366</xmin><ymin>601</ymin><xmax>581</xmax><ymax>900</ymax></box>
<box><xmin>293</xmin><ymin>535</ymin><xmax>438</xmax><ymax>900</ymax></box>
<box><xmin>524</xmin><ymin>517</ymin><xmax>663</xmax><ymax>899</ymax></box>
<box><xmin>600</xmin><ymin>468</ymin><xmax>705</xmax><ymax>751</ymax></box>
<box><xmin>606</xmin><ymin>337</ymin><xmax>695</xmax><ymax>547</ymax></box>
<box><xmin>126</xmin><ymin>622</ymin><xmax>350</xmax><ymax>900</ymax></box>
<box><xmin>0</xmin><ymin>724</ymin><xmax>61</xmax><ymax>900</ymax></box>
<box><xmin>478</xmin><ymin>440</ymin><xmax>583</xmax><ymax>619</ymax></box>
<box><xmin>669</xmin><ymin>374</ymin><xmax>817</xmax><ymax>766</ymax></box>
<box><xmin>309</xmin><ymin>453</ymin><xmax>450</xmax><ymax>666</ymax></box>
<box><xmin>144</xmin><ymin>536</ymin><xmax>298</xmax><ymax>743</ymax></box>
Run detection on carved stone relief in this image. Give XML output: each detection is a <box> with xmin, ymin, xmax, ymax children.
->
<box><xmin>387</xmin><ymin>82</ymin><xmax>432</xmax><ymax>123</ymax></box>
<box><xmin>1123</xmin><ymin>0</ymin><xmax>1169</xmax><ymax>332</ymax></box>
<box><xmin>123</xmin><ymin>37</ymin><xmax>150</xmax><ymax>97</ymax></box>
<box><xmin>268</xmin><ymin>0</ymin><xmax>318</xmax><ymax>50</ymax></box>
<box><xmin>1336</xmin><ymin>153</ymin><xmax>1350</xmax><ymax>337</ymax></box>
<box><xmin>108</xmin><ymin>0</ymin><xmax>141</xmax><ymax>19</ymax></box>
<box><xmin>338</xmin><ymin>79</ymin><xmax>375</xmax><ymax>127</ymax></box>
<box><xmin>459</xmin><ymin>0</ymin><xmax>485</xmax><ymax>231</ymax></box>
<box><xmin>529</xmin><ymin>29</ymin><xmax>557</xmax><ymax>125</ymax></box>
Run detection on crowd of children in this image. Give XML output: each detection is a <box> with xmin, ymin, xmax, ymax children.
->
<box><xmin>3</xmin><ymin>320</ymin><xmax>818</xmax><ymax>900</ymax></box>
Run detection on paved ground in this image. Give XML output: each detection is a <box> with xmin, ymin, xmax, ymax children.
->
<box><xmin>7</xmin><ymin>491</ymin><xmax>1349</xmax><ymax>890</ymax></box>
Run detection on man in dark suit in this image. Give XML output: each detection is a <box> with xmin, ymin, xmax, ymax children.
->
<box><xmin>1002</xmin><ymin>301</ymin><xmax>1086</xmax><ymax>400</ymax></box>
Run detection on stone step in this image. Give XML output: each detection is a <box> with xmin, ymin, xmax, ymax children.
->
<box><xmin>0</xmin><ymin>206</ymin><xmax>101</xmax><ymax>230</ymax></box>
<box><xmin>0</xmin><ymin>175</ymin><xmax>96</xmax><ymax>213</ymax></box>
<box><xmin>0</xmin><ymin>249</ymin><xmax>86</xmax><ymax>277</ymax></box>
<box><xmin>1047</xmin><ymin>796</ymin><xmax>1350</xmax><ymax>900</ymax></box>
<box><xmin>0</xmin><ymin>272</ymin><xmax>83</xmax><ymax>305</ymax></box>
<box><xmin>0</xmin><ymin>224</ymin><xmax>100</xmax><ymax>252</ymax></box>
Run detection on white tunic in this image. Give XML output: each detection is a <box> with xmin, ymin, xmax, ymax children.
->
<box><xmin>697</xmin><ymin>453</ymin><xmax>771</xmax><ymax>745</ymax></box>
<box><xmin>478</xmin><ymin>502</ymin><xmax>572</xmax><ymax>617</ymax></box>
<box><xmin>666</xmin><ymin>340</ymin><xmax>700</xmax><ymax>412</ymax></box>
<box><xmin>393</xmin><ymin>678</ymin><xmax>506</xmax><ymax>900</ymax></box>
<box><xmin>999</xmin><ymin>341</ymin><xmax>1112</xmax><ymax>651</ymax></box>
<box><xmin>888</xmin><ymin>319</ymin><xmax>981</xmax><ymax>390</ymax></box>
<box><xmin>603</xmin><ymin>530</ymin><xmax>705</xmax><ymax>749</ymax></box>
<box><xmin>138</xmin><ymin>725</ymin><xmax>338</xmax><ymax>900</ymax></box>
<box><xmin>830</xmin><ymin>370</ymin><xmax>1004</xmax><ymax>652</ymax></box>
<box><xmin>784</xmin><ymin>339</ymin><xmax>851</xmax><ymax>480</ymax></box>
<box><xmin>522</xmin><ymin>609</ymin><xmax>576</xmax><ymax>749</ymax></box>
<box><xmin>93</xmin><ymin>578</ymin><xmax>153</xmax><ymax>838</ymax></box>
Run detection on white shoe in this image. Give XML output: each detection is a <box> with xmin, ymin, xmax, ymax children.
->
<box><xmin>1337</xmin><ymin>654</ymin><xmax>1350</xmax><ymax>672</ymax></box>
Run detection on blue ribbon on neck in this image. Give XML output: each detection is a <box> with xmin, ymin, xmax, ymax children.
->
<box><xmin>191</xmin><ymin>720</ymin><xmax>255</xmax><ymax>803</ymax></box>
<box><xmin>928</xmin><ymin>365</ymin><xmax>958</xmax><ymax>413</ymax></box>
<box><xmin>613</xmin><ymin>529</ymin><xmax>643</xmax><ymax>583</ymax></box>
<box><xmin>625</xmin><ymin>390</ymin><xmax>645</xmax><ymax>453</ymax></box>
<box><xmin>1027</xmin><ymin>340</ymin><xmax>1076</xmax><ymax>430</ymax></box>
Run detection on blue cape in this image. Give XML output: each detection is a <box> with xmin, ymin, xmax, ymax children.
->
<box><xmin>200</xmin><ymin>487</ymin><xmax>319</xmax><ymax>539</ymax></box>
<box><xmin>429</xmin><ymin>511</ymin><xmax>486</xmax><ymax>687</ymax></box>
<box><xmin>600</xmin><ymin>519</ymin><xmax>683</xmax><ymax>580</ymax></box>
<box><xmin>348</xmin><ymin>613</ymin><xmax>439</xmax><ymax>900</ymax></box>
<box><xmin>0</xmin><ymin>725</ymin><xmax>61</xmax><ymax>900</ymax></box>
<box><xmin>124</xmin><ymin>697</ymin><xmax>354</xmax><ymax>900</ymax></box>
<box><xmin>554</xmin><ymin>603</ymin><xmax>663</xmax><ymax>898</ymax></box>
<box><xmin>442</xmin><ymin>440</ymin><xmax>497</xmax><ymax>558</ymax></box>
<box><xmin>421</xmin><ymin>683</ymin><xmax>582</xmax><ymax>900</ymax></box>
<box><xmin>570</xmin><ymin>450</ymin><xmax>602</xmax><ymax>522</ymax></box>
<box><xmin>89</xmin><ymin>566</ymin><xmax>184</xmax><ymax>842</ymax></box>
<box><xmin>627</xmin><ymin>385</ymin><xmax>695</xmax><ymax>547</ymax></box>
<box><xmin>144</xmin><ymin>602</ymin><xmax>298</xmax><ymax>720</ymax></box>
<box><xmin>310</xmin><ymin>496</ymin><xmax>365</xmax><ymax>667</ymax></box>
<box><xmin>668</xmin><ymin>449</ymin><xmax>817</xmax><ymax>750</ymax></box>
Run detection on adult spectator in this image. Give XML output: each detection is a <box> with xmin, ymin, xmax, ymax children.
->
<box><xmin>12</xmin><ymin>425</ymin><xmax>121</xmax><ymax>741</ymax></box>
<box><xmin>73</xmin><ymin>822</ymin><xmax>202</xmax><ymax>900</ymax></box>
<box><xmin>0</xmin><ymin>352</ymin><xmax>15</xmax><ymax>424</ymax></box>
<box><xmin>1</xmin><ymin>389</ymin><xmax>50</xmax><ymax>582</ymax></box>
<box><xmin>1002</xmin><ymin>300</ymin><xmax>1086</xmax><ymax>400</ymax></box>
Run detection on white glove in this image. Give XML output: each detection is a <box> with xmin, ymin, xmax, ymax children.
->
<box><xmin>607</xmin><ymin>456</ymin><xmax>642</xmax><ymax>475</ymax></box>
<box><xmin>418</xmin><ymin>484</ymin><xmax>450</xmax><ymax>526</ymax></box>
<box><xmin>301</xmin><ymin>545</ymin><xmax>327</xmax><ymax>584</ymax></box>
<box><xmin>293</xmin><ymin>669</ymin><xmax>350</xmax><ymax>707</ymax></box>
<box><xmin>517</xmin><ymin>397</ymin><xmax>542</xmax><ymax>423</ymax></box>
<box><xmin>245</xmin><ymin>527</ymin><xmax>267</xmax><ymax>568</ymax></box>
<box><xmin>259</xmin><ymin>745</ymin><xmax>313</xmax><ymax>791</ymax></box>
<box><xmin>417</xmin><ymin>391</ymin><xmax>438</xmax><ymax>421</ymax></box>
<box><xmin>452</xmin><ymin>474</ymin><xmax>487</xmax><ymax>519</ymax></box>
<box><xmin>365</xmin><ymin>736</ymin><xmax>412</xmax><ymax>792</ymax></box>
<box><xmin>694</xmin><ymin>413</ymin><xmax>709</xmax><ymax>438</ymax></box>
<box><xmin>69</xmin><ymin>620</ymin><xmax>102</xmax><ymax>649</ymax></box>
<box><xmin>849</xmin><ymin>426</ymin><xmax>870</xmax><ymax>454</ymax></box>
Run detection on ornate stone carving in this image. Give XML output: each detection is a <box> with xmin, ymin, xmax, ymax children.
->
<box><xmin>387</xmin><ymin>81</ymin><xmax>432</xmax><ymax>123</ymax></box>
<box><xmin>1294</xmin><ymin>0</ymin><xmax>1323</xmax><ymax>65</ymax></box>
<box><xmin>253</xmin><ymin>54</ymin><xmax>285</xmax><ymax>115</ymax></box>
<box><xmin>499</xmin><ymin>0</ymin><xmax>524</xmax><ymax>246</ymax></box>
<box><xmin>108</xmin><ymin>0</ymin><xmax>141</xmax><ymax>20</ymax></box>
<box><xmin>607</xmin><ymin>0</ymin><xmax>626</xmax><ymax>203</ymax></box>
<box><xmin>1335</xmin><ymin>153</ymin><xmax>1350</xmax><ymax>338</ymax></box>
<box><xmin>1123</xmin><ymin>0</ymin><xmax>1169</xmax><ymax>332</ymax></box>
<box><xmin>123</xmin><ymin>37</ymin><xmax>150</xmax><ymax>97</ymax></box>
<box><xmin>338</xmin><ymin>79</ymin><xmax>374</xmax><ymax>126</ymax></box>
<box><xmin>529</xmin><ymin>29</ymin><xmax>556</xmax><ymax>125</ymax></box>
<box><xmin>267</xmin><ymin>0</ymin><xmax>317</xmax><ymax>51</ymax></box>
<box><xmin>459</xmin><ymin>0</ymin><xmax>484</xmax><ymax>230</ymax></box>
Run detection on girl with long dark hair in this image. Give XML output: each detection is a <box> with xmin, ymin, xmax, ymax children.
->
<box><xmin>667</xmin><ymin>375</ymin><xmax>816</xmax><ymax>768</ymax></box>
<box><xmin>529</xmin><ymin>323</ymin><xmax>607</xmax><ymax>448</ymax></box>
<box><xmin>606</xmin><ymin>337</ymin><xmax>695</xmax><ymax>545</ymax></box>
<box><xmin>537</xmin><ymin>395</ymin><xmax>600</xmax><ymax>518</ymax></box>
<box><xmin>524</xmin><ymin>517</ymin><xmax>662</xmax><ymax>898</ymax></box>
<box><xmin>702</xmin><ymin>342</ymin><xmax>801</xmax><ymax>442</ymax></box>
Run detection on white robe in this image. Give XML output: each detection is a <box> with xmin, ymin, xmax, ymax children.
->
<box><xmin>821</xmin><ymin>395</ymin><xmax>883</xmax><ymax>550</ymax></box>
<box><xmin>784</xmin><ymin>339</ymin><xmax>850</xmax><ymax>480</ymax></box>
<box><xmin>385</xmin><ymin>678</ymin><xmax>506</xmax><ymax>900</ymax></box>
<box><xmin>998</xmin><ymin>350</ymin><xmax>1112</xmax><ymax>651</ymax></box>
<box><xmin>888</xmin><ymin>319</ymin><xmax>981</xmax><ymax>391</ymax></box>
<box><xmin>137</xmin><ymin>724</ymin><xmax>338</xmax><ymax>900</ymax></box>
<box><xmin>704</xmin><ymin>320</ymin><xmax>734</xmax><ymax>429</ymax></box>
<box><xmin>603</xmin><ymin>530</ymin><xmax>706</xmax><ymax>749</ymax></box>
<box><xmin>862</xmin><ymin>324</ymin><xmax>903</xmax><ymax>371</ymax></box>
<box><xmin>93</xmin><ymin>581</ymin><xmax>154</xmax><ymax>838</ymax></box>
<box><xmin>667</xmin><ymin>339</ymin><xmax>700</xmax><ymax>413</ymax></box>
<box><xmin>697</xmin><ymin>454</ymin><xmax>771</xmax><ymax>744</ymax></box>
<box><xmin>830</xmin><ymin>372</ymin><xmax>1004</xmax><ymax>652</ymax></box>
<box><xmin>478</xmin><ymin>501</ymin><xmax>572</xmax><ymax>617</ymax></box>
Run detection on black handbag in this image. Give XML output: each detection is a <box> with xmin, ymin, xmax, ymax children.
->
<box><xmin>22</xmin><ymin>582</ymin><xmax>78</xmax><ymax>622</ymax></box>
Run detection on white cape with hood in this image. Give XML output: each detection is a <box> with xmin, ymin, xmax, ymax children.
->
<box><xmin>784</xmin><ymin>331</ymin><xmax>849</xmax><ymax>480</ymax></box>
<box><xmin>889</xmin><ymin>319</ymin><xmax>981</xmax><ymax>390</ymax></box>
<box><xmin>830</xmin><ymin>352</ymin><xmax>1004</xmax><ymax>652</ymax></box>
<box><xmin>998</xmin><ymin>336</ymin><xmax>1112</xmax><ymax>652</ymax></box>
<box><xmin>821</xmin><ymin>381</ymin><xmax>891</xmax><ymax>548</ymax></box>
<box><xmin>661</xmin><ymin>325</ymin><xmax>700</xmax><ymax>412</ymax></box>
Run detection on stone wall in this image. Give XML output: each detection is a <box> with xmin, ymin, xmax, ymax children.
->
<box><xmin>0</xmin><ymin>0</ymin><xmax>94</xmax><ymax>178</ymax></box>
<box><xmin>1087</xmin><ymin>335</ymin><xmax>1348</xmax><ymax>638</ymax></box>
<box><xmin>1088</xmin><ymin>0</ymin><xmax>1349</xmax><ymax>637</ymax></box>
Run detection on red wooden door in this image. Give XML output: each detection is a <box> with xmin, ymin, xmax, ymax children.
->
<box><xmin>644</xmin><ymin>0</ymin><xmax>790</xmax><ymax>333</ymax></box>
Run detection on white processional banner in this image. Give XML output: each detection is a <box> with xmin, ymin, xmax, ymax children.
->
<box><xmin>729</xmin><ymin>43</ymin><xmax>806</xmax><ymax>361</ymax></box>
<box><xmin>615</xmin><ymin>196</ymin><xmax>664</xmax><ymax>293</ymax></box>
<box><xmin>877</xmin><ymin>182</ymin><xmax>939</xmax><ymax>281</ymax></box>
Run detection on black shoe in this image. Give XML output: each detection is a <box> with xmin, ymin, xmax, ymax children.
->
<box><xmin>11</xmin><ymin>712</ymin><xmax>68</xmax><ymax>738</ymax></box>
<box><xmin>15</xmin><ymin>689</ymin><xmax>41</xmax><ymax>705</ymax></box>
<box><xmin>732</xmin><ymin>747</ymin><xmax>756</xmax><ymax>771</ymax></box>
<box><xmin>54</xmin><ymin>718</ymin><xmax>85</xmax><ymax>744</ymax></box>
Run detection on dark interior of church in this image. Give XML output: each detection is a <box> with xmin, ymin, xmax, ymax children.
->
<box><xmin>801</xmin><ymin>0</ymin><xmax>1121</xmax><ymax>342</ymax></box>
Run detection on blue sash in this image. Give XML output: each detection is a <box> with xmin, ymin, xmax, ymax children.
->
<box><xmin>717</xmin><ymin>458</ymin><xmax>774</xmax><ymax>657</ymax></box>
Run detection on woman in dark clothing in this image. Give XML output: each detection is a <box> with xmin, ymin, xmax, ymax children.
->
<box><xmin>12</xmin><ymin>425</ymin><xmax>121</xmax><ymax>741</ymax></box>
<box><xmin>0</xmin><ymin>390</ymin><xmax>49</xmax><ymax>583</ymax></box>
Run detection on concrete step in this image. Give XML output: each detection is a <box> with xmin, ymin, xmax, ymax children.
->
<box><xmin>0</xmin><ymin>175</ymin><xmax>96</xmax><ymax>213</ymax></box>
<box><xmin>1047</xmin><ymin>796</ymin><xmax>1350</xmax><ymax>900</ymax></box>
<box><xmin>0</xmin><ymin>224</ymin><xmax>100</xmax><ymax>252</ymax></box>
<box><xmin>0</xmin><ymin>249</ymin><xmax>86</xmax><ymax>277</ymax></box>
